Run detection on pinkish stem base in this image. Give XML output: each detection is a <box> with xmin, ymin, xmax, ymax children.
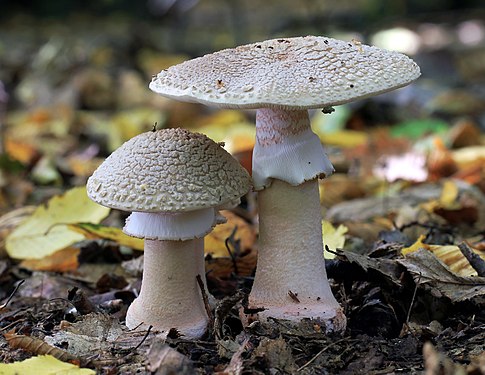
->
<box><xmin>247</xmin><ymin>179</ymin><xmax>346</xmax><ymax>333</ymax></box>
<box><xmin>125</xmin><ymin>239</ymin><xmax>209</xmax><ymax>338</ymax></box>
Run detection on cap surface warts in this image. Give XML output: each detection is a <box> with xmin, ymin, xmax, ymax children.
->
<box><xmin>87</xmin><ymin>128</ymin><xmax>251</xmax><ymax>212</ymax></box>
<box><xmin>150</xmin><ymin>35</ymin><xmax>421</xmax><ymax>109</ymax></box>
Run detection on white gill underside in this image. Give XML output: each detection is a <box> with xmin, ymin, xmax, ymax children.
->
<box><xmin>123</xmin><ymin>208</ymin><xmax>217</xmax><ymax>240</ymax></box>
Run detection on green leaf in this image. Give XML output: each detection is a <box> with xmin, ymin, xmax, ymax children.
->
<box><xmin>391</xmin><ymin>119</ymin><xmax>448</xmax><ymax>140</ymax></box>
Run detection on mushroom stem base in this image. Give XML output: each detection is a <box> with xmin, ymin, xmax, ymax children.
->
<box><xmin>125</xmin><ymin>238</ymin><xmax>209</xmax><ymax>338</ymax></box>
<box><xmin>246</xmin><ymin>179</ymin><xmax>346</xmax><ymax>333</ymax></box>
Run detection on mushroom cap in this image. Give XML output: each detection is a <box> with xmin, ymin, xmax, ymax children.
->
<box><xmin>149</xmin><ymin>35</ymin><xmax>421</xmax><ymax>110</ymax></box>
<box><xmin>87</xmin><ymin>128</ymin><xmax>251</xmax><ymax>212</ymax></box>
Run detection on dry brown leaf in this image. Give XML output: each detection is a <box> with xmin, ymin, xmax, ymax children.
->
<box><xmin>397</xmin><ymin>249</ymin><xmax>485</xmax><ymax>302</ymax></box>
<box><xmin>5</xmin><ymin>138</ymin><xmax>39</xmax><ymax>165</ymax></box>
<box><xmin>4</xmin><ymin>331</ymin><xmax>79</xmax><ymax>363</ymax></box>
<box><xmin>147</xmin><ymin>340</ymin><xmax>195</xmax><ymax>375</ymax></box>
<box><xmin>19</xmin><ymin>246</ymin><xmax>80</xmax><ymax>272</ymax></box>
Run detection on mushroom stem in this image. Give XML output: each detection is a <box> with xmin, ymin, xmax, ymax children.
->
<box><xmin>248</xmin><ymin>179</ymin><xmax>346</xmax><ymax>332</ymax></box>
<box><xmin>252</xmin><ymin>108</ymin><xmax>334</xmax><ymax>190</ymax></box>
<box><xmin>126</xmin><ymin>238</ymin><xmax>209</xmax><ymax>338</ymax></box>
<box><xmin>248</xmin><ymin>108</ymin><xmax>345</xmax><ymax>331</ymax></box>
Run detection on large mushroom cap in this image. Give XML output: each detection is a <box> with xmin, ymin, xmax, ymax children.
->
<box><xmin>87</xmin><ymin>128</ymin><xmax>251</xmax><ymax>212</ymax></box>
<box><xmin>149</xmin><ymin>35</ymin><xmax>421</xmax><ymax>110</ymax></box>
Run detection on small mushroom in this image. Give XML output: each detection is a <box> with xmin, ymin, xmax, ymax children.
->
<box><xmin>149</xmin><ymin>36</ymin><xmax>421</xmax><ymax>332</ymax></box>
<box><xmin>87</xmin><ymin>128</ymin><xmax>251</xmax><ymax>338</ymax></box>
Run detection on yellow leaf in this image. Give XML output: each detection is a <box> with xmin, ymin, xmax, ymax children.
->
<box><xmin>193</xmin><ymin>109</ymin><xmax>247</xmax><ymax>128</ymax></box>
<box><xmin>195</xmin><ymin>120</ymin><xmax>256</xmax><ymax>155</ymax></box>
<box><xmin>439</xmin><ymin>180</ymin><xmax>459</xmax><ymax>208</ymax></box>
<box><xmin>322</xmin><ymin>220</ymin><xmax>348</xmax><ymax>259</ymax></box>
<box><xmin>6</xmin><ymin>187</ymin><xmax>110</xmax><ymax>259</ymax></box>
<box><xmin>67</xmin><ymin>223</ymin><xmax>144</xmax><ymax>251</ymax></box>
<box><xmin>108</xmin><ymin>108</ymin><xmax>165</xmax><ymax>151</ymax></box>
<box><xmin>318</xmin><ymin>130</ymin><xmax>368</xmax><ymax>148</ymax></box>
<box><xmin>401</xmin><ymin>234</ymin><xmax>430</xmax><ymax>255</ymax></box>
<box><xmin>204</xmin><ymin>210</ymin><xmax>256</xmax><ymax>258</ymax></box>
<box><xmin>0</xmin><ymin>354</ymin><xmax>95</xmax><ymax>375</ymax></box>
<box><xmin>402</xmin><ymin>240</ymin><xmax>485</xmax><ymax>277</ymax></box>
<box><xmin>421</xmin><ymin>180</ymin><xmax>460</xmax><ymax>213</ymax></box>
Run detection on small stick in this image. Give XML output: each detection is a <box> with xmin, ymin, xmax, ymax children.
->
<box><xmin>196</xmin><ymin>274</ymin><xmax>213</xmax><ymax>329</ymax></box>
<box><xmin>406</xmin><ymin>273</ymin><xmax>421</xmax><ymax>325</ymax></box>
<box><xmin>224</xmin><ymin>226</ymin><xmax>240</xmax><ymax>275</ymax></box>
<box><xmin>297</xmin><ymin>338</ymin><xmax>347</xmax><ymax>372</ymax></box>
<box><xmin>133</xmin><ymin>325</ymin><xmax>153</xmax><ymax>351</ymax></box>
<box><xmin>458</xmin><ymin>242</ymin><xmax>485</xmax><ymax>277</ymax></box>
<box><xmin>0</xmin><ymin>280</ymin><xmax>25</xmax><ymax>310</ymax></box>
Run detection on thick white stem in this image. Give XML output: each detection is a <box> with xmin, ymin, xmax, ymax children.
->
<box><xmin>126</xmin><ymin>239</ymin><xmax>209</xmax><ymax>338</ymax></box>
<box><xmin>247</xmin><ymin>108</ymin><xmax>345</xmax><ymax>332</ymax></box>
<box><xmin>248</xmin><ymin>179</ymin><xmax>345</xmax><ymax>332</ymax></box>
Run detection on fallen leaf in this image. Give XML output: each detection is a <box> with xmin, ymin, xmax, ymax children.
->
<box><xmin>195</xmin><ymin>118</ymin><xmax>255</xmax><ymax>155</ymax></box>
<box><xmin>451</xmin><ymin>146</ymin><xmax>485</xmax><ymax>167</ymax></box>
<box><xmin>439</xmin><ymin>180</ymin><xmax>459</xmax><ymax>208</ymax></box>
<box><xmin>397</xmin><ymin>249</ymin><xmax>485</xmax><ymax>302</ymax></box>
<box><xmin>427</xmin><ymin>138</ymin><xmax>458</xmax><ymax>181</ymax></box>
<box><xmin>319</xmin><ymin>130</ymin><xmax>368</xmax><ymax>148</ymax></box>
<box><xmin>205</xmin><ymin>211</ymin><xmax>255</xmax><ymax>258</ymax></box>
<box><xmin>402</xmin><ymin>236</ymin><xmax>485</xmax><ymax>277</ymax></box>
<box><xmin>205</xmin><ymin>210</ymin><xmax>257</xmax><ymax>278</ymax></box>
<box><xmin>391</xmin><ymin>119</ymin><xmax>448</xmax><ymax>140</ymax></box>
<box><xmin>322</xmin><ymin>220</ymin><xmax>348</xmax><ymax>259</ymax></box>
<box><xmin>401</xmin><ymin>234</ymin><xmax>428</xmax><ymax>255</ymax></box>
<box><xmin>0</xmin><ymin>355</ymin><xmax>94</xmax><ymax>375</ymax></box>
<box><xmin>447</xmin><ymin>118</ymin><xmax>482</xmax><ymax>148</ymax></box>
<box><xmin>6</xmin><ymin>187</ymin><xmax>110</xmax><ymax>259</ymax></box>
<box><xmin>148</xmin><ymin>340</ymin><xmax>195</xmax><ymax>375</ymax></box>
<box><xmin>68</xmin><ymin>223</ymin><xmax>144</xmax><ymax>250</ymax></box>
<box><xmin>19</xmin><ymin>247</ymin><xmax>80</xmax><ymax>272</ymax></box>
<box><xmin>5</xmin><ymin>138</ymin><xmax>39</xmax><ymax>165</ymax></box>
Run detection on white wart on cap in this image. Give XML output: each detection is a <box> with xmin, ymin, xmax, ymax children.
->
<box><xmin>149</xmin><ymin>35</ymin><xmax>421</xmax><ymax>109</ymax></box>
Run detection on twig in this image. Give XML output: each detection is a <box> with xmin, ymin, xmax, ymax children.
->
<box><xmin>406</xmin><ymin>273</ymin><xmax>421</xmax><ymax>325</ymax></box>
<box><xmin>0</xmin><ymin>280</ymin><xmax>25</xmax><ymax>310</ymax></box>
<box><xmin>196</xmin><ymin>274</ymin><xmax>213</xmax><ymax>330</ymax></box>
<box><xmin>297</xmin><ymin>338</ymin><xmax>347</xmax><ymax>371</ymax></box>
<box><xmin>458</xmin><ymin>241</ymin><xmax>485</xmax><ymax>277</ymax></box>
<box><xmin>224</xmin><ymin>226</ymin><xmax>239</xmax><ymax>275</ymax></box>
<box><xmin>133</xmin><ymin>325</ymin><xmax>153</xmax><ymax>351</ymax></box>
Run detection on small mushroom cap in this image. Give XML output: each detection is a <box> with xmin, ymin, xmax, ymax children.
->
<box><xmin>150</xmin><ymin>35</ymin><xmax>421</xmax><ymax>110</ymax></box>
<box><xmin>87</xmin><ymin>128</ymin><xmax>251</xmax><ymax>212</ymax></box>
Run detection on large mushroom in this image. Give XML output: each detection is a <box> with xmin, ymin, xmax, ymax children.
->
<box><xmin>87</xmin><ymin>128</ymin><xmax>251</xmax><ymax>338</ymax></box>
<box><xmin>149</xmin><ymin>36</ymin><xmax>421</xmax><ymax>332</ymax></box>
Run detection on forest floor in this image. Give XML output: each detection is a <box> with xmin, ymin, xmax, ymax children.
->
<box><xmin>0</xmin><ymin>12</ymin><xmax>485</xmax><ymax>374</ymax></box>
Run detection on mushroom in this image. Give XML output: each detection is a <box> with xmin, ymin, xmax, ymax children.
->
<box><xmin>149</xmin><ymin>36</ymin><xmax>421</xmax><ymax>332</ymax></box>
<box><xmin>86</xmin><ymin>128</ymin><xmax>251</xmax><ymax>338</ymax></box>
